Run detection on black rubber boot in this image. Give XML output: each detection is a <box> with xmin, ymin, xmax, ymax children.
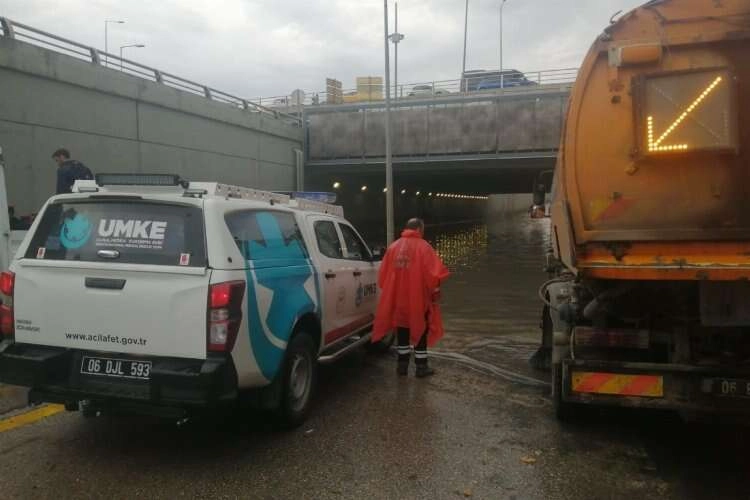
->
<box><xmin>415</xmin><ymin>364</ymin><xmax>435</xmax><ymax>378</ymax></box>
<box><xmin>397</xmin><ymin>360</ymin><xmax>409</xmax><ymax>376</ymax></box>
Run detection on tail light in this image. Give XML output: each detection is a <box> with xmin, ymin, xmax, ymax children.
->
<box><xmin>207</xmin><ymin>280</ymin><xmax>245</xmax><ymax>353</ymax></box>
<box><xmin>0</xmin><ymin>271</ymin><xmax>15</xmax><ymax>338</ymax></box>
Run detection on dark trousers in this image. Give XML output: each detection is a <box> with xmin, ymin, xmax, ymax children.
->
<box><xmin>396</xmin><ymin>327</ymin><xmax>428</xmax><ymax>366</ymax></box>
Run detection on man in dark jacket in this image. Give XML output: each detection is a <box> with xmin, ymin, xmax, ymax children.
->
<box><xmin>52</xmin><ymin>148</ymin><xmax>93</xmax><ymax>194</ymax></box>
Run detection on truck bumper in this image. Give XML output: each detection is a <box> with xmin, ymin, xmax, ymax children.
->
<box><xmin>563</xmin><ymin>359</ymin><xmax>750</xmax><ymax>414</ymax></box>
<box><xmin>0</xmin><ymin>342</ymin><xmax>238</xmax><ymax>418</ymax></box>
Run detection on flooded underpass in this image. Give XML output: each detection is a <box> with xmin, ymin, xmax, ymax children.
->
<box><xmin>1</xmin><ymin>211</ymin><xmax>750</xmax><ymax>499</ymax></box>
<box><xmin>424</xmin><ymin>216</ymin><xmax>550</xmax><ymax>390</ymax></box>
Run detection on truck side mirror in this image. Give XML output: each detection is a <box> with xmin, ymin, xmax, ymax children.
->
<box><xmin>371</xmin><ymin>247</ymin><xmax>385</xmax><ymax>261</ymax></box>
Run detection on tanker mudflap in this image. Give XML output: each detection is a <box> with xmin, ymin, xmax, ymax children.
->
<box><xmin>571</xmin><ymin>371</ymin><xmax>664</xmax><ymax>398</ymax></box>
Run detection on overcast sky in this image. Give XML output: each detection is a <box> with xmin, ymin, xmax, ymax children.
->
<box><xmin>4</xmin><ymin>0</ymin><xmax>644</xmax><ymax>99</ymax></box>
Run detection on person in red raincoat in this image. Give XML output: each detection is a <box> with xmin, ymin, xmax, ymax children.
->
<box><xmin>372</xmin><ymin>218</ymin><xmax>450</xmax><ymax>377</ymax></box>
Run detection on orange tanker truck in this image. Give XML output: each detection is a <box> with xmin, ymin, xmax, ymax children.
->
<box><xmin>533</xmin><ymin>0</ymin><xmax>750</xmax><ymax>420</ymax></box>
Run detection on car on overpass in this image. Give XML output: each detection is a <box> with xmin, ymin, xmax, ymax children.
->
<box><xmin>407</xmin><ymin>84</ymin><xmax>450</xmax><ymax>97</ymax></box>
<box><xmin>476</xmin><ymin>70</ymin><xmax>538</xmax><ymax>90</ymax></box>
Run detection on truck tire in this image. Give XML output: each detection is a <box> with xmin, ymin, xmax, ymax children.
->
<box><xmin>365</xmin><ymin>331</ymin><xmax>395</xmax><ymax>354</ymax></box>
<box><xmin>552</xmin><ymin>362</ymin><xmax>579</xmax><ymax>421</ymax></box>
<box><xmin>276</xmin><ymin>331</ymin><xmax>318</xmax><ymax>428</ymax></box>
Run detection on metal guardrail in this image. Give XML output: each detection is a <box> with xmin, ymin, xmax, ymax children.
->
<box><xmin>252</xmin><ymin>67</ymin><xmax>578</xmax><ymax>109</ymax></box>
<box><xmin>0</xmin><ymin>15</ymin><xmax>576</xmax><ymax>118</ymax></box>
<box><xmin>0</xmin><ymin>16</ymin><xmax>301</xmax><ymax>126</ymax></box>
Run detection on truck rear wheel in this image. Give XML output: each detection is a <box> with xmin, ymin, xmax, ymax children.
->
<box><xmin>277</xmin><ymin>331</ymin><xmax>317</xmax><ymax>428</ymax></box>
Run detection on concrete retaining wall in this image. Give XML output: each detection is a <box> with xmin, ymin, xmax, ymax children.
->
<box><xmin>307</xmin><ymin>93</ymin><xmax>567</xmax><ymax>161</ymax></box>
<box><xmin>0</xmin><ymin>38</ymin><xmax>303</xmax><ymax>213</ymax></box>
<box><xmin>487</xmin><ymin>194</ymin><xmax>533</xmax><ymax>214</ymax></box>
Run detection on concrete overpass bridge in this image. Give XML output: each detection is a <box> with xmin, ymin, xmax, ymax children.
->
<box><xmin>302</xmin><ymin>86</ymin><xmax>570</xmax><ymax>196</ymax></box>
<box><xmin>0</xmin><ymin>16</ymin><xmax>569</xmax><ymax>232</ymax></box>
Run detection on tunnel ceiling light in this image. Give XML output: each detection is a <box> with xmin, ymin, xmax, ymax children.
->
<box><xmin>333</xmin><ymin>182</ymin><xmax>341</xmax><ymax>189</ymax></box>
<box><xmin>401</xmin><ymin>189</ymin><xmax>406</xmax><ymax>195</ymax></box>
<box><xmin>383</xmin><ymin>187</ymin><xmax>388</xmax><ymax>193</ymax></box>
<box><xmin>416</xmin><ymin>191</ymin><xmax>421</xmax><ymax>196</ymax></box>
<box><xmin>428</xmin><ymin>192</ymin><xmax>433</xmax><ymax>196</ymax></box>
<box><xmin>361</xmin><ymin>185</ymin><xmax>367</xmax><ymax>192</ymax></box>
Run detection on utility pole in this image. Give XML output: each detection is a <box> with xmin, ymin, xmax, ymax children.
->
<box><xmin>383</xmin><ymin>0</ymin><xmax>394</xmax><ymax>244</ymax></box>
<box><xmin>389</xmin><ymin>2</ymin><xmax>405</xmax><ymax>99</ymax></box>
<box><xmin>462</xmin><ymin>0</ymin><xmax>469</xmax><ymax>90</ymax></box>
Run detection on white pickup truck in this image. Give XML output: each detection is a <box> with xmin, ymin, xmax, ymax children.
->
<box><xmin>0</xmin><ymin>172</ymin><xmax>386</xmax><ymax>426</ymax></box>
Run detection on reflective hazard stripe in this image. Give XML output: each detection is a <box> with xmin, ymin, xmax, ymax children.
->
<box><xmin>414</xmin><ymin>350</ymin><xmax>428</xmax><ymax>359</ymax></box>
<box><xmin>571</xmin><ymin>371</ymin><xmax>663</xmax><ymax>398</ymax></box>
<box><xmin>396</xmin><ymin>347</ymin><xmax>411</xmax><ymax>354</ymax></box>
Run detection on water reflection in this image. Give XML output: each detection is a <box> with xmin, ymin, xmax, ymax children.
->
<box><xmin>426</xmin><ymin>224</ymin><xmax>488</xmax><ymax>269</ymax></box>
<box><xmin>426</xmin><ymin>212</ymin><xmax>552</xmax><ymax>349</ymax></box>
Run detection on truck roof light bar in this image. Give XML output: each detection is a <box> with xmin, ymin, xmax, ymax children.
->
<box><xmin>95</xmin><ymin>173</ymin><xmax>186</xmax><ymax>187</ymax></box>
<box><xmin>275</xmin><ymin>191</ymin><xmax>338</xmax><ymax>204</ymax></box>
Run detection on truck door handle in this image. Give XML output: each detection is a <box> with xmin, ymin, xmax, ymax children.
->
<box><xmin>325</xmin><ymin>272</ymin><xmax>336</xmax><ymax>279</ymax></box>
<box><xmin>353</xmin><ymin>270</ymin><xmax>362</xmax><ymax>277</ymax></box>
<box><xmin>85</xmin><ymin>277</ymin><xmax>126</xmax><ymax>290</ymax></box>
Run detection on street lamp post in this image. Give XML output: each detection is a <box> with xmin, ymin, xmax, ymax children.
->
<box><xmin>104</xmin><ymin>19</ymin><xmax>124</xmax><ymax>67</ymax></box>
<box><xmin>499</xmin><ymin>0</ymin><xmax>508</xmax><ymax>84</ymax></box>
<box><xmin>388</xmin><ymin>2</ymin><xmax>405</xmax><ymax>99</ymax></box>
<box><xmin>383</xmin><ymin>0</ymin><xmax>394</xmax><ymax>245</ymax></box>
<box><xmin>119</xmin><ymin>44</ymin><xmax>145</xmax><ymax>71</ymax></box>
<box><xmin>461</xmin><ymin>0</ymin><xmax>469</xmax><ymax>91</ymax></box>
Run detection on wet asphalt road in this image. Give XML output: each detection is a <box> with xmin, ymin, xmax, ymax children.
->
<box><xmin>2</xmin><ymin>212</ymin><xmax>750</xmax><ymax>499</ymax></box>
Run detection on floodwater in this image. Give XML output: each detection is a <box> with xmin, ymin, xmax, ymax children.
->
<box><xmin>426</xmin><ymin>214</ymin><xmax>550</xmax><ymax>346</ymax></box>
<box><xmin>419</xmin><ymin>213</ymin><xmax>552</xmax><ymax>385</ymax></box>
<box><xmin>3</xmin><ymin>210</ymin><xmax>750</xmax><ymax>499</ymax></box>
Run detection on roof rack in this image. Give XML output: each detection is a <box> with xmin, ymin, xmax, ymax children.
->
<box><xmin>191</xmin><ymin>182</ymin><xmax>345</xmax><ymax>217</ymax></box>
<box><xmin>289</xmin><ymin>198</ymin><xmax>344</xmax><ymax>217</ymax></box>
<box><xmin>73</xmin><ymin>175</ymin><xmax>345</xmax><ymax>218</ymax></box>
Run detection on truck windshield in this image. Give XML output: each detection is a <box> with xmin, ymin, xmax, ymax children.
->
<box><xmin>24</xmin><ymin>200</ymin><xmax>206</xmax><ymax>267</ymax></box>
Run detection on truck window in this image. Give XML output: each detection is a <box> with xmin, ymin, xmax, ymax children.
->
<box><xmin>338</xmin><ymin>223</ymin><xmax>371</xmax><ymax>261</ymax></box>
<box><xmin>25</xmin><ymin>201</ymin><xmax>206</xmax><ymax>267</ymax></box>
<box><xmin>225</xmin><ymin>210</ymin><xmax>308</xmax><ymax>261</ymax></box>
<box><xmin>314</xmin><ymin>221</ymin><xmax>344</xmax><ymax>259</ymax></box>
